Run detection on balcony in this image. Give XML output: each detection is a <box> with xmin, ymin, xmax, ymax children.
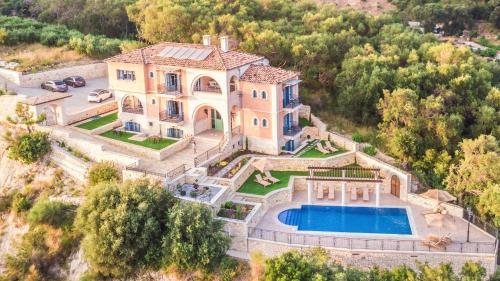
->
<box><xmin>122</xmin><ymin>107</ymin><xmax>143</xmax><ymax>115</ymax></box>
<box><xmin>283</xmin><ymin>124</ymin><xmax>302</xmax><ymax>137</ymax></box>
<box><xmin>159</xmin><ymin>110</ymin><xmax>184</xmax><ymax>123</ymax></box>
<box><xmin>158</xmin><ymin>84</ymin><xmax>182</xmax><ymax>97</ymax></box>
<box><xmin>283</xmin><ymin>97</ymin><xmax>301</xmax><ymax>110</ymax></box>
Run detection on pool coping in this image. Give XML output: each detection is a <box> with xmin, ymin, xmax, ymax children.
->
<box><xmin>273</xmin><ymin>203</ymin><xmax>419</xmax><ymax>239</ymax></box>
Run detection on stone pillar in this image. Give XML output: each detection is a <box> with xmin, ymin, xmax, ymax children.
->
<box><xmin>375</xmin><ymin>182</ymin><xmax>380</xmax><ymax>207</ymax></box>
<box><xmin>307</xmin><ymin>181</ymin><xmax>312</xmax><ymax>204</ymax></box>
<box><xmin>341</xmin><ymin>182</ymin><xmax>346</xmax><ymax>206</ymax></box>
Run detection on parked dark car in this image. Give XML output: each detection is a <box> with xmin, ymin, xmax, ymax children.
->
<box><xmin>40</xmin><ymin>80</ymin><xmax>68</xmax><ymax>92</ymax></box>
<box><xmin>63</xmin><ymin>76</ymin><xmax>86</xmax><ymax>87</ymax></box>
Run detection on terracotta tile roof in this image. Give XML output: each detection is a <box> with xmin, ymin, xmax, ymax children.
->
<box><xmin>22</xmin><ymin>93</ymin><xmax>72</xmax><ymax>106</ymax></box>
<box><xmin>240</xmin><ymin>64</ymin><xmax>299</xmax><ymax>84</ymax></box>
<box><xmin>105</xmin><ymin>42</ymin><xmax>264</xmax><ymax>71</ymax></box>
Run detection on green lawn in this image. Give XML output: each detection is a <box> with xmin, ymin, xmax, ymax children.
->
<box><xmin>237</xmin><ymin>170</ymin><xmax>309</xmax><ymax>195</ymax></box>
<box><xmin>77</xmin><ymin>113</ymin><xmax>118</xmax><ymax>130</ymax></box>
<box><xmin>100</xmin><ymin>130</ymin><xmax>177</xmax><ymax>150</ymax></box>
<box><xmin>299</xmin><ymin>117</ymin><xmax>312</xmax><ymax>127</ymax></box>
<box><xmin>297</xmin><ymin>140</ymin><xmax>347</xmax><ymax>158</ymax></box>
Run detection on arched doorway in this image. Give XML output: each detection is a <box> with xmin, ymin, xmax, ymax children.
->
<box><xmin>41</xmin><ymin>105</ymin><xmax>57</xmax><ymax>126</ymax></box>
<box><xmin>122</xmin><ymin>95</ymin><xmax>143</xmax><ymax>114</ymax></box>
<box><xmin>229</xmin><ymin>76</ymin><xmax>238</xmax><ymax>92</ymax></box>
<box><xmin>193</xmin><ymin>105</ymin><xmax>224</xmax><ymax>135</ymax></box>
<box><xmin>391</xmin><ymin>175</ymin><xmax>400</xmax><ymax>198</ymax></box>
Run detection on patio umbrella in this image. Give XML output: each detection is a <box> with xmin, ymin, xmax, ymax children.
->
<box><xmin>421</xmin><ymin>189</ymin><xmax>456</xmax><ymax>203</ymax></box>
<box><xmin>252</xmin><ymin>159</ymin><xmax>271</xmax><ymax>172</ymax></box>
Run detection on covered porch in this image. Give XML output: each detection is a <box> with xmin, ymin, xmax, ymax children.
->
<box><xmin>306</xmin><ymin>166</ymin><xmax>383</xmax><ymax>206</ymax></box>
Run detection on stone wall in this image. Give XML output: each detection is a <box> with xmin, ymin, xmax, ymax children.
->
<box><xmin>66</xmin><ymin>102</ymin><xmax>118</xmax><ymax>125</ymax></box>
<box><xmin>247</xmin><ymin>239</ymin><xmax>497</xmax><ymax>275</ymax></box>
<box><xmin>355</xmin><ymin>152</ymin><xmax>412</xmax><ymax>200</ymax></box>
<box><xmin>19</xmin><ymin>63</ymin><xmax>107</xmax><ymax>87</ymax></box>
<box><xmin>122</xmin><ymin>169</ymin><xmax>165</xmax><ymax>183</ymax></box>
<box><xmin>0</xmin><ymin>68</ymin><xmax>21</xmax><ymax>84</ymax></box>
<box><xmin>90</xmin><ymin>120</ymin><xmax>122</xmax><ymax>135</ymax></box>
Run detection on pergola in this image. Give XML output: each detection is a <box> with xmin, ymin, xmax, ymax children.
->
<box><xmin>306</xmin><ymin>166</ymin><xmax>383</xmax><ymax>206</ymax></box>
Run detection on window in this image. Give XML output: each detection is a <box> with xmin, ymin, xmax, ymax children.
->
<box><xmin>261</xmin><ymin>91</ymin><xmax>267</xmax><ymax>99</ymax></box>
<box><xmin>252</xmin><ymin>90</ymin><xmax>257</xmax><ymax>98</ymax></box>
<box><xmin>117</xmin><ymin>69</ymin><xmax>136</xmax><ymax>81</ymax></box>
<box><xmin>262</xmin><ymin>118</ymin><xmax>268</xmax><ymax>127</ymax></box>
<box><xmin>253</xmin><ymin>117</ymin><xmax>258</xmax><ymax>126</ymax></box>
<box><xmin>152</xmin><ymin>99</ymin><xmax>156</xmax><ymax>105</ymax></box>
<box><xmin>149</xmin><ymin>71</ymin><xmax>154</xmax><ymax>78</ymax></box>
<box><xmin>166</xmin><ymin>73</ymin><xmax>178</xmax><ymax>90</ymax></box>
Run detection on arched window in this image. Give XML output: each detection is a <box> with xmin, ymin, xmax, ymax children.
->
<box><xmin>262</xmin><ymin>118</ymin><xmax>268</xmax><ymax>127</ymax></box>
<box><xmin>252</xmin><ymin>90</ymin><xmax>257</xmax><ymax>98</ymax></box>
<box><xmin>261</xmin><ymin>91</ymin><xmax>267</xmax><ymax>99</ymax></box>
<box><xmin>253</xmin><ymin>117</ymin><xmax>258</xmax><ymax>126</ymax></box>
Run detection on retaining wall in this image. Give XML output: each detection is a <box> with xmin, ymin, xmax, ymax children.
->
<box><xmin>66</xmin><ymin>102</ymin><xmax>118</xmax><ymax>125</ymax></box>
<box><xmin>1</xmin><ymin>63</ymin><xmax>107</xmax><ymax>87</ymax></box>
<box><xmin>247</xmin><ymin>239</ymin><xmax>497</xmax><ymax>276</ymax></box>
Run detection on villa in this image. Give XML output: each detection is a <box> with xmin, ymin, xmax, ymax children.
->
<box><xmin>105</xmin><ymin>35</ymin><xmax>302</xmax><ymax>155</ymax></box>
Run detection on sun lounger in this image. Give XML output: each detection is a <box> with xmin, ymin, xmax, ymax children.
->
<box><xmin>328</xmin><ymin>186</ymin><xmax>335</xmax><ymax>200</ymax></box>
<box><xmin>363</xmin><ymin>186</ymin><xmax>369</xmax><ymax>201</ymax></box>
<box><xmin>317</xmin><ymin>184</ymin><xmax>325</xmax><ymax>200</ymax></box>
<box><xmin>351</xmin><ymin>187</ymin><xmax>358</xmax><ymax>201</ymax></box>
<box><xmin>316</xmin><ymin>142</ymin><xmax>330</xmax><ymax>154</ymax></box>
<box><xmin>325</xmin><ymin>141</ymin><xmax>338</xmax><ymax>153</ymax></box>
<box><xmin>422</xmin><ymin>233</ymin><xmax>451</xmax><ymax>249</ymax></box>
<box><xmin>264</xmin><ymin>171</ymin><xmax>280</xmax><ymax>183</ymax></box>
<box><xmin>254</xmin><ymin>174</ymin><xmax>271</xmax><ymax>187</ymax></box>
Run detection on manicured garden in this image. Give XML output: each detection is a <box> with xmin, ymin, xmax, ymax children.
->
<box><xmin>76</xmin><ymin>112</ymin><xmax>118</xmax><ymax>130</ymax></box>
<box><xmin>297</xmin><ymin>140</ymin><xmax>347</xmax><ymax>158</ymax></box>
<box><xmin>237</xmin><ymin>170</ymin><xmax>308</xmax><ymax>195</ymax></box>
<box><xmin>100</xmin><ymin>130</ymin><xmax>176</xmax><ymax>150</ymax></box>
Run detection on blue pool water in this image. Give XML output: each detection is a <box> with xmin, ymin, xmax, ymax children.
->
<box><xmin>278</xmin><ymin>205</ymin><xmax>412</xmax><ymax>235</ymax></box>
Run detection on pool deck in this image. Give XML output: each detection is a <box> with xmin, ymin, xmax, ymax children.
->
<box><xmin>255</xmin><ymin>191</ymin><xmax>495</xmax><ymax>243</ymax></box>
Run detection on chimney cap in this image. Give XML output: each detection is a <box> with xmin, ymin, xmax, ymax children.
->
<box><xmin>220</xmin><ymin>36</ymin><xmax>229</xmax><ymax>52</ymax></box>
<box><xmin>202</xmin><ymin>35</ymin><xmax>211</xmax><ymax>46</ymax></box>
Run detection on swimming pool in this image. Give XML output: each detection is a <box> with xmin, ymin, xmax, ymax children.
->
<box><xmin>278</xmin><ymin>205</ymin><xmax>412</xmax><ymax>235</ymax></box>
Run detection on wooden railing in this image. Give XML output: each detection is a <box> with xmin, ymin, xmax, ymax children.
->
<box><xmin>248</xmin><ymin>227</ymin><xmax>497</xmax><ymax>255</ymax></box>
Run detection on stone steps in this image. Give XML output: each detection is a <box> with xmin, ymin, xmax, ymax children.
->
<box><xmin>50</xmin><ymin>145</ymin><xmax>90</xmax><ymax>182</ymax></box>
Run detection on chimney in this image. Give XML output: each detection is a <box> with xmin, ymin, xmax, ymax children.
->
<box><xmin>202</xmin><ymin>35</ymin><xmax>211</xmax><ymax>46</ymax></box>
<box><xmin>220</xmin><ymin>36</ymin><xmax>229</xmax><ymax>52</ymax></box>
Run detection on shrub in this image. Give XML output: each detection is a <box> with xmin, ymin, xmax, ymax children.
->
<box><xmin>120</xmin><ymin>40</ymin><xmax>147</xmax><ymax>53</ymax></box>
<box><xmin>0</xmin><ymin>194</ymin><xmax>14</xmax><ymax>213</ymax></box>
<box><xmin>352</xmin><ymin>132</ymin><xmax>364</xmax><ymax>143</ymax></box>
<box><xmin>189</xmin><ymin>190</ymin><xmax>197</xmax><ymax>198</ymax></box>
<box><xmin>76</xmin><ymin>180</ymin><xmax>176</xmax><ymax>277</ymax></box>
<box><xmin>87</xmin><ymin>161</ymin><xmax>120</xmax><ymax>186</ymax></box>
<box><xmin>219</xmin><ymin>257</ymin><xmax>239</xmax><ymax>281</ymax></box>
<box><xmin>11</xmin><ymin>192</ymin><xmax>31</xmax><ymax>213</ymax></box>
<box><xmin>363</xmin><ymin>145</ymin><xmax>377</xmax><ymax>156</ymax></box>
<box><xmin>166</xmin><ymin>203</ymin><xmax>230</xmax><ymax>271</ymax></box>
<box><xmin>27</xmin><ymin>199</ymin><xmax>75</xmax><ymax>228</ymax></box>
<box><xmin>7</xmin><ymin>131</ymin><xmax>51</xmax><ymax>164</ymax></box>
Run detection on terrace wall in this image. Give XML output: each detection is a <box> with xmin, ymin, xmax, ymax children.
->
<box><xmin>246</xmin><ymin>239</ymin><xmax>497</xmax><ymax>276</ymax></box>
<box><xmin>23</xmin><ymin>63</ymin><xmax>107</xmax><ymax>87</ymax></box>
<box><xmin>65</xmin><ymin>102</ymin><xmax>118</xmax><ymax>125</ymax></box>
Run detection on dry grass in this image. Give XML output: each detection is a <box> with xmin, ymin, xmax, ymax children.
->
<box><xmin>0</xmin><ymin>43</ymin><xmax>94</xmax><ymax>73</ymax></box>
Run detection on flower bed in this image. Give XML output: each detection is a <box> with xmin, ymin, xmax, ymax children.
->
<box><xmin>207</xmin><ymin>150</ymin><xmax>251</xmax><ymax>176</ymax></box>
<box><xmin>217</xmin><ymin>201</ymin><xmax>254</xmax><ymax>220</ymax></box>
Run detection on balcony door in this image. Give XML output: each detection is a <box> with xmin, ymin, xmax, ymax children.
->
<box><xmin>167</xmin><ymin>100</ymin><xmax>179</xmax><ymax>116</ymax></box>
<box><xmin>283</xmin><ymin>113</ymin><xmax>293</xmax><ymax>132</ymax></box>
<box><xmin>165</xmin><ymin>73</ymin><xmax>178</xmax><ymax>91</ymax></box>
<box><xmin>283</xmin><ymin>85</ymin><xmax>293</xmax><ymax>107</ymax></box>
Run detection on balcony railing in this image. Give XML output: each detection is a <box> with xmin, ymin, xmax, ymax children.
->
<box><xmin>158</xmin><ymin>84</ymin><xmax>182</xmax><ymax>97</ymax></box>
<box><xmin>283</xmin><ymin>125</ymin><xmax>302</xmax><ymax>137</ymax></box>
<box><xmin>283</xmin><ymin>97</ymin><xmax>301</xmax><ymax>109</ymax></box>
<box><xmin>122</xmin><ymin>107</ymin><xmax>144</xmax><ymax>115</ymax></box>
<box><xmin>159</xmin><ymin>110</ymin><xmax>183</xmax><ymax>123</ymax></box>
<box><xmin>193</xmin><ymin>85</ymin><xmax>222</xmax><ymax>94</ymax></box>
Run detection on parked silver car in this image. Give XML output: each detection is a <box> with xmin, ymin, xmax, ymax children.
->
<box><xmin>41</xmin><ymin>80</ymin><xmax>68</xmax><ymax>92</ymax></box>
<box><xmin>88</xmin><ymin>89</ymin><xmax>112</xmax><ymax>103</ymax></box>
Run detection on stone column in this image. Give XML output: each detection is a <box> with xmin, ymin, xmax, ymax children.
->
<box><xmin>341</xmin><ymin>182</ymin><xmax>346</xmax><ymax>206</ymax></box>
<box><xmin>307</xmin><ymin>181</ymin><xmax>312</xmax><ymax>204</ymax></box>
<box><xmin>375</xmin><ymin>182</ymin><xmax>380</xmax><ymax>207</ymax></box>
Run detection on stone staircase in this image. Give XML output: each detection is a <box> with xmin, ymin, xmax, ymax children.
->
<box><xmin>50</xmin><ymin>145</ymin><xmax>90</xmax><ymax>182</ymax></box>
